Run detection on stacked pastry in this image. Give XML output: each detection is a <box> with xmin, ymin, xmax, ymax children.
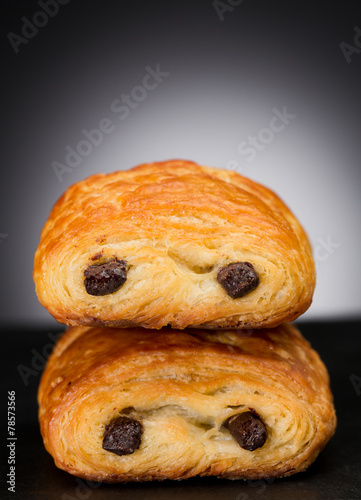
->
<box><xmin>34</xmin><ymin>160</ymin><xmax>336</xmax><ymax>482</ymax></box>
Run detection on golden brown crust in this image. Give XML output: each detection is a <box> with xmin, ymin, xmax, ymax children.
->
<box><xmin>38</xmin><ymin>323</ymin><xmax>336</xmax><ymax>482</ymax></box>
<box><xmin>33</xmin><ymin>160</ymin><xmax>316</xmax><ymax>329</ymax></box>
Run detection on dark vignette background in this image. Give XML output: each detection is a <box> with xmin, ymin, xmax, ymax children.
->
<box><xmin>1</xmin><ymin>1</ymin><xmax>361</xmax><ymax>499</ymax></box>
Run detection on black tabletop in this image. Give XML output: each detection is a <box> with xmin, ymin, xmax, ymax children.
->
<box><xmin>1</xmin><ymin>321</ymin><xmax>360</xmax><ymax>500</ymax></box>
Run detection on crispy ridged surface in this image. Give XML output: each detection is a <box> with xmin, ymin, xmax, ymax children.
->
<box><xmin>33</xmin><ymin>160</ymin><xmax>316</xmax><ymax>329</ymax></box>
<box><xmin>38</xmin><ymin>323</ymin><xmax>336</xmax><ymax>482</ymax></box>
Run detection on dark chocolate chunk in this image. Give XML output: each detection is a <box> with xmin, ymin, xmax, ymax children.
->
<box><xmin>227</xmin><ymin>411</ymin><xmax>267</xmax><ymax>451</ymax></box>
<box><xmin>102</xmin><ymin>416</ymin><xmax>143</xmax><ymax>456</ymax></box>
<box><xmin>84</xmin><ymin>259</ymin><xmax>127</xmax><ymax>296</ymax></box>
<box><xmin>90</xmin><ymin>252</ymin><xmax>103</xmax><ymax>261</ymax></box>
<box><xmin>217</xmin><ymin>262</ymin><xmax>259</xmax><ymax>299</ymax></box>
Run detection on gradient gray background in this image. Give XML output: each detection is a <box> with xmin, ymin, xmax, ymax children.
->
<box><xmin>1</xmin><ymin>0</ymin><xmax>361</xmax><ymax>328</ymax></box>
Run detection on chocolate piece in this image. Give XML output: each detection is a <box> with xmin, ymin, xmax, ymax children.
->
<box><xmin>227</xmin><ymin>411</ymin><xmax>267</xmax><ymax>451</ymax></box>
<box><xmin>90</xmin><ymin>252</ymin><xmax>103</xmax><ymax>261</ymax></box>
<box><xmin>217</xmin><ymin>262</ymin><xmax>259</xmax><ymax>299</ymax></box>
<box><xmin>102</xmin><ymin>416</ymin><xmax>143</xmax><ymax>456</ymax></box>
<box><xmin>84</xmin><ymin>259</ymin><xmax>127</xmax><ymax>296</ymax></box>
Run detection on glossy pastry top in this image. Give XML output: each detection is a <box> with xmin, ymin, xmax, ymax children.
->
<box><xmin>38</xmin><ymin>323</ymin><xmax>336</xmax><ymax>482</ymax></box>
<box><xmin>33</xmin><ymin>160</ymin><xmax>316</xmax><ymax>329</ymax></box>
<box><xmin>39</xmin><ymin>324</ymin><xmax>329</xmax><ymax>406</ymax></box>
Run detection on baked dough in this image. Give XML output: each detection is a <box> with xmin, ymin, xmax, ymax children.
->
<box><xmin>33</xmin><ymin>160</ymin><xmax>316</xmax><ymax>329</ymax></box>
<box><xmin>38</xmin><ymin>323</ymin><xmax>336</xmax><ymax>482</ymax></box>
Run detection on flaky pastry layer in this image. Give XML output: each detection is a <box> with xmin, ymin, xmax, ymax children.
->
<box><xmin>33</xmin><ymin>160</ymin><xmax>316</xmax><ymax>329</ymax></box>
<box><xmin>38</xmin><ymin>323</ymin><xmax>336</xmax><ymax>482</ymax></box>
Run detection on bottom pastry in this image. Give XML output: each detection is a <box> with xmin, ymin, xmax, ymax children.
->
<box><xmin>38</xmin><ymin>323</ymin><xmax>336</xmax><ymax>482</ymax></box>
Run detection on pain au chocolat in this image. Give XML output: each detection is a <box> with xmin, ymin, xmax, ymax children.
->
<box><xmin>38</xmin><ymin>323</ymin><xmax>336</xmax><ymax>482</ymax></box>
<box><xmin>33</xmin><ymin>160</ymin><xmax>316</xmax><ymax>329</ymax></box>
